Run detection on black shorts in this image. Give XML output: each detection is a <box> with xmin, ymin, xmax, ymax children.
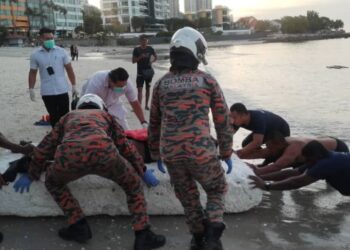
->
<box><xmin>136</xmin><ymin>75</ymin><xmax>152</xmax><ymax>88</ymax></box>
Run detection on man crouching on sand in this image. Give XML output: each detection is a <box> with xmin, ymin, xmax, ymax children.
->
<box><xmin>13</xmin><ymin>94</ymin><xmax>165</xmax><ymax>250</ymax></box>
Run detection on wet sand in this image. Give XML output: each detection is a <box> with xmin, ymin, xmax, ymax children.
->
<box><xmin>1</xmin><ymin>46</ymin><xmax>350</xmax><ymax>249</ymax></box>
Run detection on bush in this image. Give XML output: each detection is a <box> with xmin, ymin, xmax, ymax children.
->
<box><xmin>156</xmin><ymin>31</ymin><xmax>174</xmax><ymax>37</ymax></box>
<box><xmin>0</xmin><ymin>26</ymin><xmax>7</xmax><ymax>45</ymax></box>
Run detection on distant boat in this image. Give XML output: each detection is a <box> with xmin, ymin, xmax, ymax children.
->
<box><xmin>326</xmin><ymin>65</ymin><xmax>349</xmax><ymax>69</ymax></box>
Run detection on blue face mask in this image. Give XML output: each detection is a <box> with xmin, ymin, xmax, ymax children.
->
<box><xmin>114</xmin><ymin>87</ymin><xmax>125</xmax><ymax>94</ymax></box>
<box><xmin>43</xmin><ymin>39</ymin><xmax>55</xmax><ymax>49</ymax></box>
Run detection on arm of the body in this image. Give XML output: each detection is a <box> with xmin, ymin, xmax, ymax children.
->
<box><xmin>209</xmin><ymin>77</ymin><xmax>233</xmax><ymax>159</ymax></box>
<box><xmin>28</xmin><ymin>69</ymin><xmax>37</xmax><ymax>89</ymax></box>
<box><xmin>64</xmin><ymin>63</ymin><xmax>76</xmax><ymax>87</ymax></box>
<box><xmin>260</xmin><ymin>168</ymin><xmax>302</xmax><ymax>181</ymax></box>
<box><xmin>255</xmin><ymin>145</ymin><xmax>299</xmax><ymax>175</ymax></box>
<box><xmin>150</xmin><ymin>47</ymin><xmax>157</xmax><ymax>63</ymax></box>
<box><xmin>148</xmin><ymin>82</ymin><xmax>161</xmax><ymax>160</ymax></box>
<box><xmin>237</xmin><ymin>133</ymin><xmax>264</xmax><ymax>158</ymax></box>
<box><xmin>130</xmin><ymin>100</ymin><xmax>147</xmax><ymax>124</ymax></box>
<box><xmin>109</xmin><ymin>115</ymin><xmax>145</xmax><ymax>177</ymax></box>
<box><xmin>27</xmin><ymin>118</ymin><xmax>64</xmax><ymax>180</ymax></box>
<box><xmin>249</xmin><ymin>172</ymin><xmax>318</xmax><ymax>191</ymax></box>
<box><xmin>0</xmin><ymin>133</ymin><xmax>33</xmax><ymax>155</ymax></box>
<box><xmin>132</xmin><ymin>47</ymin><xmax>142</xmax><ymax>64</ymax></box>
<box><xmin>238</xmin><ymin>142</ymin><xmax>270</xmax><ymax>159</ymax></box>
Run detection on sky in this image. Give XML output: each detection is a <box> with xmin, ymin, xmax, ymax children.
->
<box><xmin>89</xmin><ymin>0</ymin><xmax>349</xmax><ymax>31</ymax></box>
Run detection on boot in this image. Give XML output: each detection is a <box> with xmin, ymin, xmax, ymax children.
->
<box><xmin>134</xmin><ymin>226</ymin><xmax>166</xmax><ymax>250</ymax></box>
<box><xmin>58</xmin><ymin>218</ymin><xmax>92</xmax><ymax>243</ymax></box>
<box><xmin>0</xmin><ymin>232</ymin><xmax>3</xmax><ymax>243</ymax></box>
<box><xmin>203</xmin><ymin>222</ymin><xmax>226</xmax><ymax>250</ymax></box>
<box><xmin>190</xmin><ymin>233</ymin><xmax>205</xmax><ymax>250</ymax></box>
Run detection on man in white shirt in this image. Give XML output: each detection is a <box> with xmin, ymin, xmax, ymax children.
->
<box><xmin>28</xmin><ymin>27</ymin><xmax>78</xmax><ymax>127</ymax></box>
<box><xmin>81</xmin><ymin>67</ymin><xmax>147</xmax><ymax>129</ymax></box>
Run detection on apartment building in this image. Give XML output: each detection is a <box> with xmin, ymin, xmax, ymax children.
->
<box><xmin>102</xmin><ymin>0</ymin><xmax>171</xmax><ymax>30</ymax></box>
<box><xmin>169</xmin><ymin>0</ymin><xmax>180</xmax><ymax>18</ymax></box>
<box><xmin>0</xmin><ymin>0</ymin><xmax>29</xmax><ymax>33</ymax></box>
<box><xmin>184</xmin><ymin>0</ymin><xmax>211</xmax><ymax>20</ymax></box>
<box><xmin>102</xmin><ymin>0</ymin><xmax>149</xmax><ymax>28</ymax></box>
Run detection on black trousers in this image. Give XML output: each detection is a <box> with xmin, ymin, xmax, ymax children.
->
<box><xmin>42</xmin><ymin>93</ymin><xmax>69</xmax><ymax>128</ymax></box>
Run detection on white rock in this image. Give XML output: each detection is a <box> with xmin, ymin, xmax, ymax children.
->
<box><xmin>0</xmin><ymin>150</ymin><xmax>262</xmax><ymax>216</ymax></box>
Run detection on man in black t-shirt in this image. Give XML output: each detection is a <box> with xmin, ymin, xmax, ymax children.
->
<box><xmin>132</xmin><ymin>35</ymin><xmax>157</xmax><ymax>110</ymax></box>
<box><xmin>230</xmin><ymin>102</ymin><xmax>290</xmax><ymax>159</ymax></box>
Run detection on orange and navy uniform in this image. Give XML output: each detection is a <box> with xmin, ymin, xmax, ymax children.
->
<box><xmin>148</xmin><ymin>69</ymin><xmax>233</xmax><ymax>233</ymax></box>
<box><xmin>28</xmin><ymin>109</ymin><xmax>149</xmax><ymax>230</ymax></box>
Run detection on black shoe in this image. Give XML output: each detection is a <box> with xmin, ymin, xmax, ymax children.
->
<box><xmin>0</xmin><ymin>232</ymin><xmax>3</xmax><ymax>243</ymax></box>
<box><xmin>190</xmin><ymin>233</ymin><xmax>204</xmax><ymax>250</ymax></box>
<box><xmin>58</xmin><ymin>218</ymin><xmax>92</xmax><ymax>243</ymax></box>
<box><xmin>134</xmin><ymin>226</ymin><xmax>166</xmax><ymax>250</ymax></box>
<box><xmin>203</xmin><ymin>222</ymin><xmax>225</xmax><ymax>250</ymax></box>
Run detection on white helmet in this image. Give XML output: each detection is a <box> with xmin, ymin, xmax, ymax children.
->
<box><xmin>77</xmin><ymin>94</ymin><xmax>106</xmax><ymax>110</ymax></box>
<box><xmin>170</xmin><ymin>27</ymin><xmax>208</xmax><ymax>65</ymax></box>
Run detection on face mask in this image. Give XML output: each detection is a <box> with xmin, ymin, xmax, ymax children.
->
<box><xmin>114</xmin><ymin>87</ymin><xmax>125</xmax><ymax>94</ymax></box>
<box><xmin>43</xmin><ymin>39</ymin><xmax>55</xmax><ymax>49</ymax></box>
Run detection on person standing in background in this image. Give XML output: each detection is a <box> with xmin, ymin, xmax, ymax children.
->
<box><xmin>28</xmin><ymin>27</ymin><xmax>78</xmax><ymax>127</ymax></box>
<box><xmin>70</xmin><ymin>44</ymin><xmax>78</xmax><ymax>61</ymax></box>
<box><xmin>132</xmin><ymin>35</ymin><xmax>157</xmax><ymax>110</ymax></box>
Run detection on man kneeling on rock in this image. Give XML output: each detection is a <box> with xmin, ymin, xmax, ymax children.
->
<box><xmin>13</xmin><ymin>94</ymin><xmax>165</xmax><ymax>249</ymax></box>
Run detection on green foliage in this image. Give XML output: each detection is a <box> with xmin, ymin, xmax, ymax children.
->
<box><xmin>281</xmin><ymin>16</ymin><xmax>309</xmax><ymax>34</ymax></box>
<box><xmin>196</xmin><ymin>17</ymin><xmax>212</xmax><ymax>29</ymax></box>
<box><xmin>165</xmin><ymin>18</ymin><xmax>195</xmax><ymax>32</ymax></box>
<box><xmin>82</xmin><ymin>5</ymin><xmax>103</xmax><ymax>34</ymax></box>
<box><xmin>306</xmin><ymin>10</ymin><xmax>322</xmax><ymax>33</ymax></box>
<box><xmin>156</xmin><ymin>31</ymin><xmax>174</xmax><ymax>37</ymax></box>
<box><xmin>0</xmin><ymin>26</ymin><xmax>7</xmax><ymax>45</ymax></box>
<box><xmin>131</xmin><ymin>16</ymin><xmax>145</xmax><ymax>32</ymax></box>
<box><xmin>74</xmin><ymin>25</ymin><xmax>83</xmax><ymax>33</ymax></box>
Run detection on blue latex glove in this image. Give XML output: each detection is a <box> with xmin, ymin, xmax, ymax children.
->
<box><xmin>143</xmin><ymin>169</ymin><xmax>160</xmax><ymax>187</ymax></box>
<box><xmin>224</xmin><ymin>158</ymin><xmax>233</xmax><ymax>174</ymax></box>
<box><xmin>13</xmin><ymin>174</ymin><xmax>32</xmax><ymax>193</ymax></box>
<box><xmin>157</xmin><ymin>160</ymin><xmax>166</xmax><ymax>173</ymax></box>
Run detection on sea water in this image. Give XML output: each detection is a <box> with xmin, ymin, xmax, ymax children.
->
<box><xmin>206</xmin><ymin>38</ymin><xmax>350</xmax><ymax>143</ymax></box>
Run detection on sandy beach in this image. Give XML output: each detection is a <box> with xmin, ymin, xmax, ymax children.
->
<box><xmin>1</xmin><ymin>44</ymin><xmax>350</xmax><ymax>250</ymax></box>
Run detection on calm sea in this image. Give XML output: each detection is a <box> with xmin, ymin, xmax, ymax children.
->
<box><xmin>205</xmin><ymin>38</ymin><xmax>350</xmax><ymax>143</ymax></box>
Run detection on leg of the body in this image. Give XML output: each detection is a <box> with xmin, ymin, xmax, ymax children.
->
<box><xmin>166</xmin><ymin>160</ymin><xmax>206</xmax><ymax>250</ymax></box>
<box><xmin>145</xmin><ymin>80</ymin><xmax>151</xmax><ymax>110</ymax></box>
<box><xmin>136</xmin><ymin>75</ymin><xmax>144</xmax><ymax>105</ymax></box>
<box><xmin>191</xmin><ymin>158</ymin><xmax>227</xmax><ymax>250</ymax></box>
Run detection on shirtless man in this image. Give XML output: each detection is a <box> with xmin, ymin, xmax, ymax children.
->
<box><xmin>251</xmin><ymin>132</ymin><xmax>349</xmax><ymax>176</ymax></box>
<box><xmin>250</xmin><ymin>141</ymin><xmax>350</xmax><ymax>196</ymax></box>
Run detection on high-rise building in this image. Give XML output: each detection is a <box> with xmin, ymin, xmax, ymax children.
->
<box><xmin>184</xmin><ymin>0</ymin><xmax>197</xmax><ymax>14</ymax></box>
<box><xmin>197</xmin><ymin>0</ymin><xmax>211</xmax><ymax>11</ymax></box>
<box><xmin>169</xmin><ymin>0</ymin><xmax>180</xmax><ymax>18</ymax></box>
<box><xmin>102</xmin><ymin>0</ymin><xmax>170</xmax><ymax>30</ymax></box>
<box><xmin>212</xmin><ymin>5</ymin><xmax>231</xmax><ymax>29</ymax></box>
<box><xmin>150</xmin><ymin>0</ymin><xmax>170</xmax><ymax>21</ymax></box>
<box><xmin>102</xmin><ymin>0</ymin><xmax>149</xmax><ymax>28</ymax></box>
<box><xmin>0</xmin><ymin>0</ymin><xmax>29</xmax><ymax>33</ymax></box>
<box><xmin>54</xmin><ymin>0</ymin><xmax>84</xmax><ymax>34</ymax></box>
<box><xmin>184</xmin><ymin>0</ymin><xmax>212</xmax><ymax>20</ymax></box>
